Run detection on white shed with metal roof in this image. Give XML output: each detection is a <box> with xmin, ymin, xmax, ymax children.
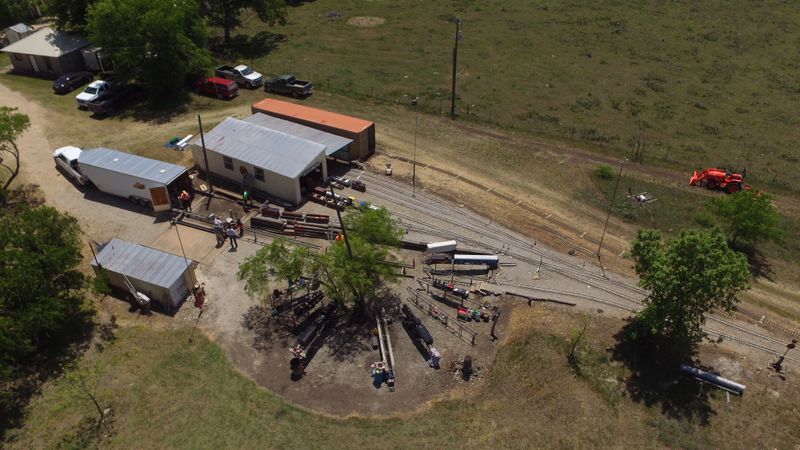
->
<box><xmin>91</xmin><ymin>238</ymin><xmax>195</xmax><ymax>313</ymax></box>
<box><xmin>1</xmin><ymin>26</ymin><xmax>90</xmax><ymax>75</ymax></box>
<box><xmin>190</xmin><ymin>117</ymin><xmax>328</xmax><ymax>204</ymax></box>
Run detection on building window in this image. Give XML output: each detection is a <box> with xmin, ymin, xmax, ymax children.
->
<box><xmin>44</xmin><ymin>58</ymin><xmax>53</xmax><ymax>71</ymax></box>
<box><xmin>223</xmin><ymin>156</ymin><xmax>233</xmax><ymax>170</ymax></box>
<box><xmin>254</xmin><ymin>167</ymin><xmax>265</xmax><ymax>181</ymax></box>
<box><xmin>14</xmin><ymin>53</ymin><xmax>22</xmax><ymax>61</ymax></box>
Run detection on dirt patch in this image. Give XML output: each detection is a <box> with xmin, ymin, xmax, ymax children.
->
<box><xmin>347</xmin><ymin>16</ymin><xmax>386</xmax><ymax>27</ymax></box>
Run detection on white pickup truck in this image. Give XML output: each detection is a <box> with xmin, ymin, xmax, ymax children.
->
<box><xmin>75</xmin><ymin>80</ymin><xmax>112</xmax><ymax>108</ymax></box>
<box><xmin>215</xmin><ymin>64</ymin><xmax>263</xmax><ymax>88</ymax></box>
<box><xmin>53</xmin><ymin>146</ymin><xmax>89</xmax><ymax>185</ymax></box>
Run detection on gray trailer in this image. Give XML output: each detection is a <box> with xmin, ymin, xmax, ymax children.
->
<box><xmin>78</xmin><ymin>147</ymin><xmax>192</xmax><ymax>212</ymax></box>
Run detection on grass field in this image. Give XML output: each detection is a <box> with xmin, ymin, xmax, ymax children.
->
<box><xmin>5</xmin><ymin>307</ymin><xmax>799</xmax><ymax>449</ymax></box>
<box><xmin>226</xmin><ymin>0</ymin><xmax>800</xmax><ymax>195</ymax></box>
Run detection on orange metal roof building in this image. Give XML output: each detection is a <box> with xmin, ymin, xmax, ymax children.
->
<box><xmin>252</xmin><ymin>99</ymin><xmax>373</xmax><ymax>133</ymax></box>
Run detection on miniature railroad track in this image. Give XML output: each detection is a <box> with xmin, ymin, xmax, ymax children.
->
<box><xmin>351</xmin><ymin>172</ymin><xmax>799</xmax><ymax>364</ymax></box>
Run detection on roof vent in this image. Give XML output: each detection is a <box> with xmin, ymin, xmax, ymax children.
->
<box><xmin>112</xmin><ymin>158</ymin><xmax>119</xmax><ymax>162</ymax></box>
<box><xmin>159</xmin><ymin>169</ymin><xmax>166</xmax><ymax>173</ymax></box>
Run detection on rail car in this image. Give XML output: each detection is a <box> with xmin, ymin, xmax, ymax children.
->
<box><xmin>426</xmin><ymin>240</ymin><xmax>457</xmax><ymax>253</ymax></box>
<box><xmin>452</xmin><ymin>254</ymin><xmax>499</xmax><ymax>270</ymax></box>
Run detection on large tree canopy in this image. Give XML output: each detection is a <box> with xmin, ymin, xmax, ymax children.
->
<box><xmin>205</xmin><ymin>0</ymin><xmax>286</xmax><ymax>42</ymax></box>
<box><xmin>0</xmin><ymin>107</ymin><xmax>30</xmax><ymax>192</ymax></box>
<box><xmin>343</xmin><ymin>206</ymin><xmax>403</xmax><ymax>247</ymax></box>
<box><xmin>47</xmin><ymin>0</ymin><xmax>96</xmax><ymax>30</ymax></box>
<box><xmin>237</xmin><ymin>238</ymin><xmax>311</xmax><ymax>302</ymax></box>
<box><xmin>708</xmin><ymin>189</ymin><xmax>783</xmax><ymax>247</ymax></box>
<box><xmin>630</xmin><ymin>228</ymin><xmax>750</xmax><ymax>347</ymax></box>
<box><xmin>87</xmin><ymin>0</ymin><xmax>212</xmax><ymax>98</ymax></box>
<box><xmin>0</xmin><ymin>206</ymin><xmax>87</xmax><ymax>379</ymax></box>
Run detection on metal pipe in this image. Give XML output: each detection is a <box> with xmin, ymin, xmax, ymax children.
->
<box><xmin>680</xmin><ymin>364</ymin><xmax>745</xmax><ymax>395</ymax></box>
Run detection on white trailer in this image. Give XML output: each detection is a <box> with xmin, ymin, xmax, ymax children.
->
<box><xmin>426</xmin><ymin>240</ymin><xmax>457</xmax><ymax>253</ymax></box>
<box><xmin>78</xmin><ymin>147</ymin><xmax>192</xmax><ymax>212</ymax></box>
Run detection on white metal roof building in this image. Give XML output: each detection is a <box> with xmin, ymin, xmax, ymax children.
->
<box><xmin>244</xmin><ymin>113</ymin><xmax>353</xmax><ymax>157</ymax></box>
<box><xmin>79</xmin><ymin>148</ymin><xmax>188</xmax><ymax>185</ymax></box>
<box><xmin>190</xmin><ymin>117</ymin><xmax>328</xmax><ymax>204</ymax></box>
<box><xmin>1</xmin><ymin>26</ymin><xmax>90</xmax><ymax>75</ymax></box>
<box><xmin>91</xmin><ymin>238</ymin><xmax>195</xmax><ymax>313</ymax></box>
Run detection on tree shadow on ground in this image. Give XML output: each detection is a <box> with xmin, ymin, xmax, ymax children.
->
<box><xmin>0</xmin><ymin>307</ymin><xmax>95</xmax><ymax>440</ymax></box>
<box><xmin>612</xmin><ymin>318</ymin><xmax>716</xmax><ymax>425</ymax></box>
<box><xmin>731</xmin><ymin>242</ymin><xmax>774</xmax><ymax>282</ymax></box>
<box><xmin>210</xmin><ymin>32</ymin><xmax>285</xmax><ymax>61</ymax></box>
<box><xmin>325</xmin><ymin>309</ymin><xmax>372</xmax><ymax>362</ymax></box>
<box><xmin>1</xmin><ymin>184</ymin><xmax>44</xmax><ymax>209</ymax></box>
<box><xmin>121</xmin><ymin>92</ymin><xmax>192</xmax><ymax>125</ymax></box>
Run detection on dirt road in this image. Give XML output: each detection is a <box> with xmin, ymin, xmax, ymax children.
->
<box><xmin>0</xmin><ymin>82</ymin><xmax>167</xmax><ymax>244</ymax></box>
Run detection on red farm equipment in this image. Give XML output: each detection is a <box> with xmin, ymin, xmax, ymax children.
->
<box><xmin>689</xmin><ymin>168</ymin><xmax>750</xmax><ymax>194</ymax></box>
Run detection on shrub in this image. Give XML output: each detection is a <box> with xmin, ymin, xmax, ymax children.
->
<box><xmin>595</xmin><ymin>164</ymin><xmax>614</xmax><ymax>180</ymax></box>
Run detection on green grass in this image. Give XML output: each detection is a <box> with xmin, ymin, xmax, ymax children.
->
<box><xmin>6</xmin><ymin>309</ymin><xmax>800</xmax><ymax>449</ymax></box>
<box><xmin>229</xmin><ymin>0</ymin><xmax>800</xmax><ymax>195</ymax></box>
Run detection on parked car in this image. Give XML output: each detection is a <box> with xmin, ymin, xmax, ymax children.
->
<box><xmin>52</xmin><ymin>72</ymin><xmax>93</xmax><ymax>95</ymax></box>
<box><xmin>76</xmin><ymin>80</ymin><xmax>112</xmax><ymax>108</ymax></box>
<box><xmin>195</xmin><ymin>77</ymin><xmax>239</xmax><ymax>99</ymax></box>
<box><xmin>265</xmin><ymin>74</ymin><xmax>313</xmax><ymax>98</ymax></box>
<box><xmin>53</xmin><ymin>146</ymin><xmax>89</xmax><ymax>185</ymax></box>
<box><xmin>88</xmin><ymin>84</ymin><xmax>144</xmax><ymax>116</ymax></box>
<box><xmin>215</xmin><ymin>64</ymin><xmax>263</xmax><ymax>88</ymax></box>
<box><xmin>330</xmin><ymin>175</ymin><xmax>351</xmax><ymax>187</ymax></box>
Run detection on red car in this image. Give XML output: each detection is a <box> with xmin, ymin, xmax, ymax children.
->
<box><xmin>195</xmin><ymin>76</ymin><xmax>238</xmax><ymax>99</ymax></box>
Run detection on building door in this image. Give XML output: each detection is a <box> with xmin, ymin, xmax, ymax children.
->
<box><xmin>149</xmin><ymin>186</ymin><xmax>170</xmax><ymax>212</ymax></box>
<box><xmin>28</xmin><ymin>55</ymin><xmax>39</xmax><ymax>73</ymax></box>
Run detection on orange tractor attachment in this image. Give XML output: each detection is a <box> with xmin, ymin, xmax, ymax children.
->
<box><xmin>689</xmin><ymin>168</ymin><xmax>749</xmax><ymax>194</ymax></box>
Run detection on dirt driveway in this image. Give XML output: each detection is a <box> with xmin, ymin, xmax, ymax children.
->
<box><xmin>1</xmin><ymin>82</ymin><xmax>168</xmax><ymax>244</ymax></box>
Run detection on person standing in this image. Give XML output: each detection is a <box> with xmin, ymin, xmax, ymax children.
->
<box><xmin>213</xmin><ymin>217</ymin><xmax>224</xmax><ymax>247</ymax></box>
<box><xmin>226</xmin><ymin>226</ymin><xmax>238</xmax><ymax>249</ymax></box>
<box><xmin>242</xmin><ymin>190</ymin><xmax>251</xmax><ymax>210</ymax></box>
<box><xmin>490</xmin><ymin>306</ymin><xmax>500</xmax><ymax>341</ymax></box>
<box><xmin>179</xmin><ymin>190</ymin><xmax>191</xmax><ymax>211</ymax></box>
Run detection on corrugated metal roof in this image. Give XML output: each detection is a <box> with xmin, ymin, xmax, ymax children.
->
<box><xmin>78</xmin><ymin>148</ymin><xmax>187</xmax><ymax>185</ymax></box>
<box><xmin>1</xmin><ymin>27</ymin><xmax>89</xmax><ymax>57</ymax></box>
<box><xmin>92</xmin><ymin>238</ymin><xmax>191</xmax><ymax>290</ymax></box>
<box><xmin>244</xmin><ymin>113</ymin><xmax>352</xmax><ymax>156</ymax></box>
<box><xmin>252</xmin><ymin>99</ymin><xmax>373</xmax><ymax>133</ymax></box>
<box><xmin>191</xmin><ymin>117</ymin><xmax>326</xmax><ymax>178</ymax></box>
<box><xmin>7</xmin><ymin>23</ymin><xmax>33</xmax><ymax>34</ymax></box>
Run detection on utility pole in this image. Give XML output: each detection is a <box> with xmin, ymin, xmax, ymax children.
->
<box><xmin>197</xmin><ymin>114</ymin><xmax>212</xmax><ymax>194</ymax></box>
<box><xmin>412</xmin><ymin>96</ymin><xmax>419</xmax><ymax>197</ymax></box>
<box><xmin>330</xmin><ymin>183</ymin><xmax>353</xmax><ymax>258</ymax></box>
<box><xmin>597</xmin><ymin>159</ymin><xmax>626</xmax><ymax>277</ymax></box>
<box><xmin>450</xmin><ymin>17</ymin><xmax>463</xmax><ymax>120</ymax></box>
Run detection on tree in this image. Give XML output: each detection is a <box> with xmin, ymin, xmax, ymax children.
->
<box><xmin>317</xmin><ymin>236</ymin><xmax>398</xmax><ymax>307</ymax></box>
<box><xmin>343</xmin><ymin>206</ymin><xmax>403</xmax><ymax>247</ymax></box>
<box><xmin>47</xmin><ymin>0</ymin><xmax>96</xmax><ymax>30</ymax></box>
<box><xmin>205</xmin><ymin>0</ymin><xmax>287</xmax><ymax>43</ymax></box>
<box><xmin>708</xmin><ymin>189</ymin><xmax>783</xmax><ymax>247</ymax></box>
<box><xmin>0</xmin><ymin>206</ymin><xmax>87</xmax><ymax>380</ymax></box>
<box><xmin>0</xmin><ymin>0</ymin><xmax>39</xmax><ymax>26</ymax></box>
<box><xmin>0</xmin><ymin>107</ymin><xmax>30</xmax><ymax>192</ymax></box>
<box><xmin>237</xmin><ymin>238</ymin><xmax>310</xmax><ymax>302</ymax></box>
<box><xmin>63</xmin><ymin>360</ymin><xmax>110</xmax><ymax>430</ymax></box>
<box><xmin>87</xmin><ymin>0</ymin><xmax>212</xmax><ymax>99</ymax></box>
<box><xmin>630</xmin><ymin>228</ymin><xmax>750</xmax><ymax>348</ymax></box>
